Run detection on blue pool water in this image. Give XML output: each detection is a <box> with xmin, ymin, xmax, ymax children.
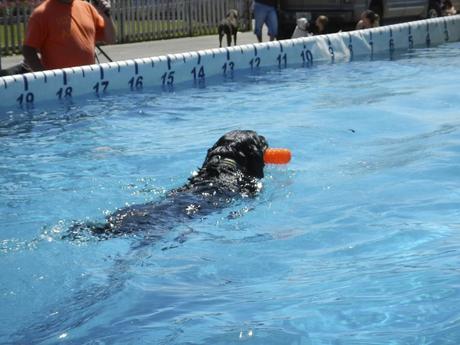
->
<box><xmin>1</xmin><ymin>42</ymin><xmax>460</xmax><ymax>344</ymax></box>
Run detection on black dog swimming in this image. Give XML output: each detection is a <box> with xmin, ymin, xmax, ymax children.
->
<box><xmin>66</xmin><ymin>130</ymin><xmax>268</xmax><ymax>240</ymax></box>
<box><xmin>14</xmin><ymin>130</ymin><xmax>268</xmax><ymax>343</ymax></box>
<box><xmin>218</xmin><ymin>9</ymin><xmax>239</xmax><ymax>47</ymax></box>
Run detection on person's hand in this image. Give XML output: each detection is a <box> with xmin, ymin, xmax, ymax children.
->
<box><xmin>92</xmin><ymin>0</ymin><xmax>111</xmax><ymax>16</ymax></box>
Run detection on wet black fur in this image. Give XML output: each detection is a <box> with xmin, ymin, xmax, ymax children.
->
<box><xmin>65</xmin><ymin>130</ymin><xmax>268</xmax><ymax>240</ymax></box>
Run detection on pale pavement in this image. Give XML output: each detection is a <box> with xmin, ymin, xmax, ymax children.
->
<box><xmin>0</xmin><ymin>27</ymin><xmax>270</xmax><ymax>69</ymax></box>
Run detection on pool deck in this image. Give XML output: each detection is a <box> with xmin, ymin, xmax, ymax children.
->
<box><xmin>0</xmin><ymin>29</ymin><xmax>264</xmax><ymax>69</ymax></box>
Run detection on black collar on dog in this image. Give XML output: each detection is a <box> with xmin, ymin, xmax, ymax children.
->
<box><xmin>221</xmin><ymin>157</ymin><xmax>238</xmax><ymax>169</ymax></box>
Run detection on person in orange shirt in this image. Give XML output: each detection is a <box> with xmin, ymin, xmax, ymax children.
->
<box><xmin>22</xmin><ymin>0</ymin><xmax>116</xmax><ymax>71</ymax></box>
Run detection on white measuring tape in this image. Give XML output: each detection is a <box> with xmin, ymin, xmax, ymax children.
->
<box><xmin>1</xmin><ymin>15</ymin><xmax>459</xmax><ymax>111</ymax></box>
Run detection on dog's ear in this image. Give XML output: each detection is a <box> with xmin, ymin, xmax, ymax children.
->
<box><xmin>227</xmin><ymin>130</ymin><xmax>267</xmax><ymax>179</ymax></box>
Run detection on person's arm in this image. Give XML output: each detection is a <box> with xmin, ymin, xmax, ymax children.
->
<box><xmin>22</xmin><ymin>45</ymin><xmax>44</xmax><ymax>71</ymax></box>
<box><xmin>100</xmin><ymin>12</ymin><xmax>116</xmax><ymax>44</ymax></box>
<box><xmin>23</xmin><ymin>7</ymin><xmax>46</xmax><ymax>71</ymax></box>
<box><xmin>93</xmin><ymin>0</ymin><xmax>116</xmax><ymax>44</ymax></box>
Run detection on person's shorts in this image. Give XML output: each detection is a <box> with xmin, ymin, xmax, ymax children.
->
<box><xmin>253</xmin><ymin>2</ymin><xmax>278</xmax><ymax>38</ymax></box>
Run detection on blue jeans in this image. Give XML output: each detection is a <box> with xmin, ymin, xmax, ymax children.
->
<box><xmin>254</xmin><ymin>2</ymin><xmax>278</xmax><ymax>38</ymax></box>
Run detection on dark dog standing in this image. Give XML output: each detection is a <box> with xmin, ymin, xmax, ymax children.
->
<box><xmin>218</xmin><ymin>9</ymin><xmax>239</xmax><ymax>47</ymax></box>
<box><xmin>66</xmin><ymin>130</ymin><xmax>268</xmax><ymax>240</ymax></box>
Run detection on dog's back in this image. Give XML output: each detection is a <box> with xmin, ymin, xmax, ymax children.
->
<box><xmin>65</xmin><ymin>130</ymin><xmax>268</xmax><ymax>240</ymax></box>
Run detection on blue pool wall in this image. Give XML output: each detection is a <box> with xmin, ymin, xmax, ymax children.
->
<box><xmin>1</xmin><ymin>15</ymin><xmax>459</xmax><ymax>110</ymax></box>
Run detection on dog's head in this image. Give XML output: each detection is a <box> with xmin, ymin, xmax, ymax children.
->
<box><xmin>226</xmin><ymin>9</ymin><xmax>238</xmax><ymax>20</ymax></box>
<box><xmin>296</xmin><ymin>17</ymin><xmax>309</xmax><ymax>31</ymax></box>
<box><xmin>201</xmin><ymin>130</ymin><xmax>268</xmax><ymax>179</ymax></box>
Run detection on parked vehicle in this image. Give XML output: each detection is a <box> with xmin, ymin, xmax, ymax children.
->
<box><xmin>277</xmin><ymin>0</ymin><xmax>460</xmax><ymax>39</ymax></box>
